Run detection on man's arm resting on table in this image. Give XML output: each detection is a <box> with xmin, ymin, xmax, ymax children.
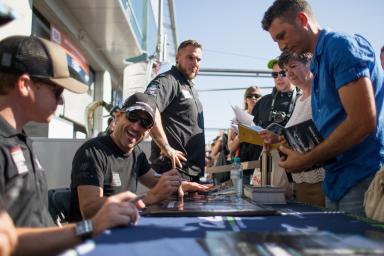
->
<box><xmin>14</xmin><ymin>191</ymin><xmax>142</xmax><ymax>256</ymax></box>
<box><xmin>15</xmin><ymin>225</ymin><xmax>81</xmax><ymax>256</ymax></box>
<box><xmin>281</xmin><ymin>77</ymin><xmax>377</xmax><ymax>170</ymax></box>
<box><xmin>138</xmin><ymin>169</ymin><xmax>181</xmax><ymax>204</ymax></box>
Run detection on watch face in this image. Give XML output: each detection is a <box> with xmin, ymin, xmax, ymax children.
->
<box><xmin>76</xmin><ymin>220</ymin><xmax>93</xmax><ymax>239</ymax></box>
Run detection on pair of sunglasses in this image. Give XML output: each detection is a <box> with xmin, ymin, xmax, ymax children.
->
<box><xmin>32</xmin><ymin>77</ymin><xmax>64</xmax><ymax>100</ymax></box>
<box><xmin>271</xmin><ymin>70</ymin><xmax>287</xmax><ymax>78</ymax></box>
<box><xmin>246</xmin><ymin>94</ymin><xmax>261</xmax><ymax>99</ymax></box>
<box><xmin>126</xmin><ymin>111</ymin><xmax>153</xmax><ymax>129</ymax></box>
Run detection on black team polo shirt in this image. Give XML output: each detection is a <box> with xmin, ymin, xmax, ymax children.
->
<box><xmin>145</xmin><ymin>66</ymin><xmax>205</xmax><ymax>181</ymax></box>
<box><xmin>0</xmin><ymin>116</ymin><xmax>53</xmax><ymax>227</ymax></box>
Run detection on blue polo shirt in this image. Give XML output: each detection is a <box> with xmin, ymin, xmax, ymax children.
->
<box><xmin>311</xmin><ymin>29</ymin><xmax>384</xmax><ymax>201</ymax></box>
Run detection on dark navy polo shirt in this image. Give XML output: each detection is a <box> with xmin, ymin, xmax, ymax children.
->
<box><xmin>0</xmin><ymin>116</ymin><xmax>52</xmax><ymax>227</ymax></box>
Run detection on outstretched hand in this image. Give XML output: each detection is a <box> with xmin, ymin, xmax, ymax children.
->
<box><xmin>162</xmin><ymin>144</ymin><xmax>187</xmax><ymax>168</ymax></box>
<box><xmin>180</xmin><ymin>181</ymin><xmax>212</xmax><ymax>193</ymax></box>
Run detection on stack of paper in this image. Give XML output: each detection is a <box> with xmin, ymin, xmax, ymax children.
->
<box><xmin>243</xmin><ymin>185</ymin><xmax>286</xmax><ymax>204</ymax></box>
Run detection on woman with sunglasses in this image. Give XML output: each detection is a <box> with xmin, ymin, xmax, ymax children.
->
<box><xmin>259</xmin><ymin>52</ymin><xmax>325</xmax><ymax>207</ymax></box>
<box><xmin>226</xmin><ymin>86</ymin><xmax>262</xmax><ymax>184</ymax></box>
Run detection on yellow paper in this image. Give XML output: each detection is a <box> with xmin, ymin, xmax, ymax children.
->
<box><xmin>238</xmin><ymin>124</ymin><xmax>279</xmax><ymax>150</ymax></box>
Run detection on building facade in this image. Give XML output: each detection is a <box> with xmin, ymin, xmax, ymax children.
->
<box><xmin>1</xmin><ymin>0</ymin><xmax>177</xmax><ymax>138</ymax></box>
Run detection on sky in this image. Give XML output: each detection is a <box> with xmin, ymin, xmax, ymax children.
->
<box><xmin>169</xmin><ymin>0</ymin><xmax>384</xmax><ymax>143</ymax></box>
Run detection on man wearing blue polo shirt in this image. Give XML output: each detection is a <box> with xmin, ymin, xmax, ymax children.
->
<box><xmin>261</xmin><ymin>0</ymin><xmax>384</xmax><ymax>216</ymax></box>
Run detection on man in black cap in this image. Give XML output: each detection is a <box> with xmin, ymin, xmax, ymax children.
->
<box><xmin>0</xmin><ymin>35</ymin><xmax>143</xmax><ymax>255</ymax></box>
<box><xmin>70</xmin><ymin>92</ymin><xmax>210</xmax><ymax>221</ymax></box>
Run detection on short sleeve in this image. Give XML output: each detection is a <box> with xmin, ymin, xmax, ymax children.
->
<box><xmin>145</xmin><ymin>75</ymin><xmax>176</xmax><ymax>112</ymax></box>
<box><xmin>327</xmin><ymin>34</ymin><xmax>374</xmax><ymax>90</ymax></box>
<box><xmin>71</xmin><ymin>143</ymin><xmax>106</xmax><ymax>188</ymax></box>
<box><xmin>136</xmin><ymin>149</ymin><xmax>151</xmax><ymax>177</ymax></box>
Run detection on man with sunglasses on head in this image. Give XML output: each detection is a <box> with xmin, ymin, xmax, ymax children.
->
<box><xmin>0</xmin><ymin>35</ymin><xmax>143</xmax><ymax>256</ymax></box>
<box><xmin>251</xmin><ymin>58</ymin><xmax>299</xmax><ymax>159</ymax></box>
<box><xmin>69</xmin><ymin>92</ymin><xmax>210</xmax><ymax>222</ymax></box>
<box><xmin>145</xmin><ymin>40</ymin><xmax>205</xmax><ymax>182</ymax></box>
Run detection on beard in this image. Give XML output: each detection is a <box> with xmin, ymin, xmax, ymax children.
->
<box><xmin>177</xmin><ymin>64</ymin><xmax>197</xmax><ymax>80</ymax></box>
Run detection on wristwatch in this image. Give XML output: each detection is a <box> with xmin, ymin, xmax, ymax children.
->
<box><xmin>75</xmin><ymin>220</ymin><xmax>93</xmax><ymax>241</ymax></box>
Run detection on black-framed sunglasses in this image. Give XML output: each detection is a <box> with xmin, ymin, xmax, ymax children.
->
<box><xmin>125</xmin><ymin>111</ymin><xmax>153</xmax><ymax>129</ymax></box>
<box><xmin>271</xmin><ymin>71</ymin><xmax>287</xmax><ymax>78</ymax></box>
<box><xmin>246</xmin><ymin>93</ymin><xmax>261</xmax><ymax>99</ymax></box>
<box><xmin>31</xmin><ymin>77</ymin><xmax>64</xmax><ymax>100</ymax></box>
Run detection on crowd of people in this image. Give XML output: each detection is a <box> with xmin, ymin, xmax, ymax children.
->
<box><xmin>206</xmin><ymin>0</ymin><xmax>384</xmax><ymax>216</ymax></box>
<box><xmin>1</xmin><ymin>0</ymin><xmax>384</xmax><ymax>255</ymax></box>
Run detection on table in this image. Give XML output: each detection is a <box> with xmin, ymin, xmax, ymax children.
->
<box><xmin>71</xmin><ymin>202</ymin><xmax>383</xmax><ymax>256</ymax></box>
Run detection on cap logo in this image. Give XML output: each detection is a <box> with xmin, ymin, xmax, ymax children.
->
<box><xmin>1</xmin><ymin>53</ymin><xmax>12</xmax><ymax>67</ymax></box>
<box><xmin>137</xmin><ymin>101</ymin><xmax>153</xmax><ymax>111</ymax></box>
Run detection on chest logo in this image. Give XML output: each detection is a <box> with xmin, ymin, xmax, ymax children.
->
<box><xmin>181</xmin><ymin>88</ymin><xmax>192</xmax><ymax>99</ymax></box>
<box><xmin>111</xmin><ymin>172</ymin><xmax>122</xmax><ymax>187</ymax></box>
<box><xmin>10</xmin><ymin>146</ymin><xmax>29</xmax><ymax>174</ymax></box>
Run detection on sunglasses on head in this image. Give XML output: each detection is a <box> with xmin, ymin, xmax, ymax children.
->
<box><xmin>246</xmin><ymin>93</ymin><xmax>261</xmax><ymax>99</ymax></box>
<box><xmin>271</xmin><ymin>71</ymin><xmax>287</xmax><ymax>78</ymax></box>
<box><xmin>31</xmin><ymin>77</ymin><xmax>64</xmax><ymax>100</ymax></box>
<box><xmin>125</xmin><ymin>111</ymin><xmax>153</xmax><ymax>129</ymax></box>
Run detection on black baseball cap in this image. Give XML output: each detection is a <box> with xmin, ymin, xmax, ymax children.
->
<box><xmin>121</xmin><ymin>92</ymin><xmax>156</xmax><ymax>121</ymax></box>
<box><xmin>0</xmin><ymin>35</ymin><xmax>88</xmax><ymax>93</ymax></box>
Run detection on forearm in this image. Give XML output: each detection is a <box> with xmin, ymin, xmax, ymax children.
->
<box><xmin>211</xmin><ymin>139</ymin><xmax>222</xmax><ymax>156</ymax></box>
<box><xmin>80</xmin><ymin>197</ymin><xmax>107</xmax><ymax>220</ymax></box>
<box><xmin>138</xmin><ymin>170</ymin><xmax>158</xmax><ymax>189</ymax></box>
<box><xmin>304</xmin><ymin>116</ymin><xmax>374</xmax><ymax>166</ymax></box>
<box><xmin>149</xmin><ymin>108</ymin><xmax>170</xmax><ymax>152</ymax></box>
<box><xmin>228</xmin><ymin>136</ymin><xmax>240</xmax><ymax>153</ymax></box>
<box><xmin>15</xmin><ymin>225</ymin><xmax>80</xmax><ymax>256</ymax></box>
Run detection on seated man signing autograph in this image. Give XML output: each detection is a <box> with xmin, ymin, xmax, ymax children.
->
<box><xmin>69</xmin><ymin>92</ymin><xmax>209</xmax><ymax>221</ymax></box>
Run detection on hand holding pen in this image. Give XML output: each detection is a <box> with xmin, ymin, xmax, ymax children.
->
<box><xmin>148</xmin><ymin>169</ymin><xmax>183</xmax><ymax>203</ymax></box>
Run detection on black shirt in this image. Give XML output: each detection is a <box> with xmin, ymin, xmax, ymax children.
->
<box><xmin>250</xmin><ymin>88</ymin><xmax>300</xmax><ymax>159</ymax></box>
<box><xmin>145</xmin><ymin>66</ymin><xmax>205</xmax><ymax>180</ymax></box>
<box><xmin>252</xmin><ymin>89</ymin><xmax>299</xmax><ymax>128</ymax></box>
<box><xmin>0</xmin><ymin>116</ymin><xmax>52</xmax><ymax>227</ymax></box>
<box><xmin>69</xmin><ymin>135</ymin><xmax>151</xmax><ymax>222</ymax></box>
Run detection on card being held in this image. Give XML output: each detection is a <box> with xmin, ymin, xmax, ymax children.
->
<box><xmin>266</xmin><ymin>122</ymin><xmax>285</xmax><ymax>135</ymax></box>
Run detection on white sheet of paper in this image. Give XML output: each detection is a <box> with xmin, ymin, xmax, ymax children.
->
<box><xmin>231</xmin><ymin>105</ymin><xmax>254</xmax><ymax>125</ymax></box>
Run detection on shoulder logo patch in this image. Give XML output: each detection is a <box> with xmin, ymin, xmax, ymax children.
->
<box><xmin>145</xmin><ymin>80</ymin><xmax>160</xmax><ymax>96</ymax></box>
<box><xmin>10</xmin><ymin>146</ymin><xmax>29</xmax><ymax>174</ymax></box>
